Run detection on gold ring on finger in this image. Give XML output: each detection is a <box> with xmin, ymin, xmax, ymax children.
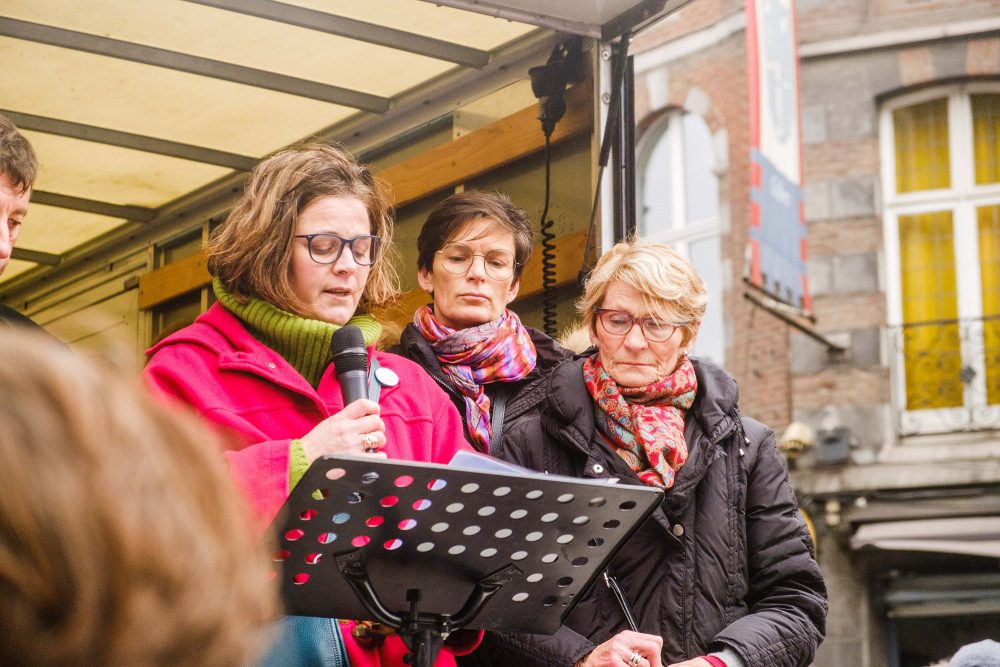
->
<box><xmin>361</xmin><ymin>432</ymin><xmax>379</xmax><ymax>450</ymax></box>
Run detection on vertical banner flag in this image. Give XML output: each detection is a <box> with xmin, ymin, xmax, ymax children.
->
<box><xmin>746</xmin><ymin>0</ymin><xmax>810</xmax><ymax>311</ymax></box>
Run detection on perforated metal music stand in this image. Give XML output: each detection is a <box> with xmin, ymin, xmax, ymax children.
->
<box><xmin>269</xmin><ymin>455</ymin><xmax>662</xmax><ymax>666</ymax></box>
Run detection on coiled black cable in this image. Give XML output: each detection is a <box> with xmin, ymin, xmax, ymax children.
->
<box><xmin>539</xmin><ymin>133</ymin><xmax>558</xmax><ymax>337</ymax></box>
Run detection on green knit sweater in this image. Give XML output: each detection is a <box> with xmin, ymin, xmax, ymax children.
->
<box><xmin>213</xmin><ymin>278</ymin><xmax>380</xmax><ymax>386</ymax></box>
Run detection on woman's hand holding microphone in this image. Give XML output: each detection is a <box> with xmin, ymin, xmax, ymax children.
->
<box><xmin>302</xmin><ymin>325</ymin><xmax>389</xmax><ymax>463</ymax></box>
<box><xmin>299</xmin><ymin>399</ymin><xmax>386</xmax><ymax>463</ymax></box>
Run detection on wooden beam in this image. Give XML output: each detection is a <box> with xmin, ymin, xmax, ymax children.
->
<box><xmin>381</xmin><ymin>80</ymin><xmax>593</xmax><ymax>207</ymax></box>
<box><xmin>138</xmin><ymin>251</ymin><xmax>210</xmax><ymax>310</ymax></box>
<box><xmin>375</xmin><ymin>229</ymin><xmax>588</xmax><ymax>328</ymax></box>
<box><xmin>138</xmin><ymin>83</ymin><xmax>594</xmax><ymax>311</ymax></box>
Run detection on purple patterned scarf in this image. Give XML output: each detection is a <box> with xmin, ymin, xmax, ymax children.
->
<box><xmin>414</xmin><ymin>306</ymin><xmax>537</xmax><ymax>451</ymax></box>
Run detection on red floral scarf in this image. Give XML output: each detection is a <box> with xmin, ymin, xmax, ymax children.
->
<box><xmin>583</xmin><ymin>354</ymin><xmax>698</xmax><ymax>488</ymax></box>
<box><xmin>414</xmin><ymin>305</ymin><xmax>537</xmax><ymax>452</ymax></box>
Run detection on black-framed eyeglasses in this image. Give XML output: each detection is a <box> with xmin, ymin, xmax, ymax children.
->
<box><xmin>594</xmin><ymin>308</ymin><xmax>686</xmax><ymax>343</ymax></box>
<box><xmin>294</xmin><ymin>233</ymin><xmax>381</xmax><ymax>266</ymax></box>
<box><xmin>435</xmin><ymin>243</ymin><xmax>519</xmax><ymax>281</ymax></box>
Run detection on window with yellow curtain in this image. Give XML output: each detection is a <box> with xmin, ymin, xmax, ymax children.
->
<box><xmin>898</xmin><ymin>211</ymin><xmax>962</xmax><ymax>409</ymax></box>
<box><xmin>893</xmin><ymin>98</ymin><xmax>950</xmax><ymax>194</ymax></box>
<box><xmin>973</xmin><ymin>94</ymin><xmax>1000</xmax><ymax>186</ymax></box>
<box><xmin>979</xmin><ymin>204</ymin><xmax>1000</xmax><ymax>405</ymax></box>
<box><xmin>975</xmin><ymin>96</ymin><xmax>1000</xmax><ymax>405</ymax></box>
<box><xmin>888</xmin><ymin>87</ymin><xmax>1000</xmax><ymax>427</ymax></box>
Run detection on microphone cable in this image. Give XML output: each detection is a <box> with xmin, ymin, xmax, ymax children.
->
<box><xmin>578</xmin><ymin>31</ymin><xmax>632</xmax><ymax>288</ymax></box>
<box><xmin>539</xmin><ymin>132</ymin><xmax>558</xmax><ymax>337</ymax></box>
<box><xmin>530</xmin><ymin>38</ymin><xmax>582</xmax><ymax>338</ymax></box>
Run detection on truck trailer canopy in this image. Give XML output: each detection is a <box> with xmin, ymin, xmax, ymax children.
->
<box><xmin>0</xmin><ymin>0</ymin><xmax>689</xmax><ymax>305</ymax></box>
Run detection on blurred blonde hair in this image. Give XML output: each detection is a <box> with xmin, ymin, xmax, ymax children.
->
<box><xmin>0</xmin><ymin>330</ymin><xmax>277</xmax><ymax>666</ymax></box>
<box><xmin>208</xmin><ymin>142</ymin><xmax>399</xmax><ymax>317</ymax></box>
<box><xmin>558</xmin><ymin>321</ymin><xmax>593</xmax><ymax>354</ymax></box>
<box><xmin>579</xmin><ymin>237</ymin><xmax>707</xmax><ymax>346</ymax></box>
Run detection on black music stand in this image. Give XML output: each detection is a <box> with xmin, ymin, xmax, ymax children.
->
<box><xmin>269</xmin><ymin>455</ymin><xmax>661</xmax><ymax>666</ymax></box>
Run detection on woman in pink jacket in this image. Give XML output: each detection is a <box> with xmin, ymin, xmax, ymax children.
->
<box><xmin>144</xmin><ymin>143</ymin><xmax>477</xmax><ymax>667</ymax></box>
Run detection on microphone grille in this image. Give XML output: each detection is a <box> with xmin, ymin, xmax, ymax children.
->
<box><xmin>331</xmin><ymin>325</ymin><xmax>368</xmax><ymax>373</ymax></box>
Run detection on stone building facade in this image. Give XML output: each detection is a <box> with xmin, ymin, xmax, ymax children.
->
<box><xmin>631</xmin><ymin>1</ymin><xmax>1000</xmax><ymax>664</ymax></box>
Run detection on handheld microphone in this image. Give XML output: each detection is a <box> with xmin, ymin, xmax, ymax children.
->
<box><xmin>331</xmin><ymin>325</ymin><xmax>368</xmax><ymax>405</ymax></box>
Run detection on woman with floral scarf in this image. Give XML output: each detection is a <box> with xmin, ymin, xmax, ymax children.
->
<box><xmin>395</xmin><ymin>190</ymin><xmax>570</xmax><ymax>455</ymax></box>
<box><xmin>488</xmin><ymin>239</ymin><xmax>828</xmax><ymax>667</ymax></box>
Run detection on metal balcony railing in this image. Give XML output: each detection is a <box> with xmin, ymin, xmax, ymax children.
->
<box><xmin>887</xmin><ymin>315</ymin><xmax>1000</xmax><ymax>435</ymax></box>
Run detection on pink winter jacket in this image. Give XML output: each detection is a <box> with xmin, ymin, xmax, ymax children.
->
<box><xmin>143</xmin><ymin>303</ymin><xmax>479</xmax><ymax>666</ymax></box>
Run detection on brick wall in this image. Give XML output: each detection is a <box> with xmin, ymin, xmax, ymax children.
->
<box><xmin>798</xmin><ymin>32</ymin><xmax>1000</xmax><ymax>454</ymax></box>
<box><xmin>633</xmin><ymin>0</ymin><xmax>742</xmax><ymax>51</ymax></box>
<box><xmin>633</xmin><ymin>1</ymin><xmax>1000</xmax><ymax>442</ymax></box>
<box><xmin>631</xmin><ymin>3</ymin><xmax>1000</xmax><ymax>666</ymax></box>
<box><xmin>633</xmin><ymin>6</ymin><xmax>795</xmax><ymax>430</ymax></box>
<box><xmin>797</xmin><ymin>0</ymin><xmax>994</xmax><ymax>44</ymax></box>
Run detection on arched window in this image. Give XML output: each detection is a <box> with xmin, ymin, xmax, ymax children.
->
<box><xmin>638</xmin><ymin>111</ymin><xmax>724</xmax><ymax>363</ymax></box>
<box><xmin>881</xmin><ymin>83</ymin><xmax>1000</xmax><ymax>433</ymax></box>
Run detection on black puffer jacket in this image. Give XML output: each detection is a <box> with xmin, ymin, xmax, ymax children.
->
<box><xmin>486</xmin><ymin>355</ymin><xmax>827</xmax><ymax>667</ymax></box>
<box><xmin>394</xmin><ymin>323</ymin><xmax>571</xmax><ymax>454</ymax></box>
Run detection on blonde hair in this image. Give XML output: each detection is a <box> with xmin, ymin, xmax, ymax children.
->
<box><xmin>208</xmin><ymin>142</ymin><xmax>399</xmax><ymax>317</ymax></box>
<box><xmin>579</xmin><ymin>237</ymin><xmax>708</xmax><ymax>345</ymax></box>
<box><xmin>0</xmin><ymin>331</ymin><xmax>277</xmax><ymax>666</ymax></box>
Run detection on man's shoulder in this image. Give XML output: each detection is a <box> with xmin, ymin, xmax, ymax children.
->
<box><xmin>0</xmin><ymin>304</ymin><xmax>44</xmax><ymax>331</ymax></box>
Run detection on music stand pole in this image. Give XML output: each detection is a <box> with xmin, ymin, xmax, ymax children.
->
<box><xmin>336</xmin><ymin>550</ymin><xmax>520</xmax><ymax>666</ymax></box>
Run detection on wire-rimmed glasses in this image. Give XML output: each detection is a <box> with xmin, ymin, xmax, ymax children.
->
<box><xmin>594</xmin><ymin>308</ymin><xmax>686</xmax><ymax>343</ymax></box>
<box><xmin>435</xmin><ymin>243</ymin><xmax>518</xmax><ymax>281</ymax></box>
<box><xmin>294</xmin><ymin>233</ymin><xmax>381</xmax><ymax>266</ymax></box>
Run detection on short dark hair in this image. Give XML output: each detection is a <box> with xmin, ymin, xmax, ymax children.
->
<box><xmin>416</xmin><ymin>191</ymin><xmax>534</xmax><ymax>281</ymax></box>
<box><xmin>0</xmin><ymin>113</ymin><xmax>38</xmax><ymax>193</ymax></box>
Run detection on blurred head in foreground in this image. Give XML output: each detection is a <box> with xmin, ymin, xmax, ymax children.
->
<box><xmin>0</xmin><ymin>330</ymin><xmax>277</xmax><ymax>666</ymax></box>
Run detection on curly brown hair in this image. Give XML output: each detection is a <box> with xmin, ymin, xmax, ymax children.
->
<box><xmin>0</xmin><ymin>331</ymin><xmax>278</xmax><ymax>667</ymax></box>
<box><xmin>208</xmin><ymin>142</ymin><xmax>399</xmax><ymax>316</ymax></box>
<box><xmin>0</xmin><ymin>113</ymin><xmax>38</xmax><ymax>193</ymax></box>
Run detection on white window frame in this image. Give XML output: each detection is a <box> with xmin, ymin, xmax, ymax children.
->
<box><xmin>637</xmin><ymin>111</ymin><xmax>721</xmax><ymax>252</ymax></box>
<box><xmin>637</xmin><ymin>109</ymin><xmax>724</xmax><ymax>364</ymax></box>
<box><xmin>880</xmin><ymin>82</ymin><xmax>1000</xmax><ymax>435</ymax></box>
